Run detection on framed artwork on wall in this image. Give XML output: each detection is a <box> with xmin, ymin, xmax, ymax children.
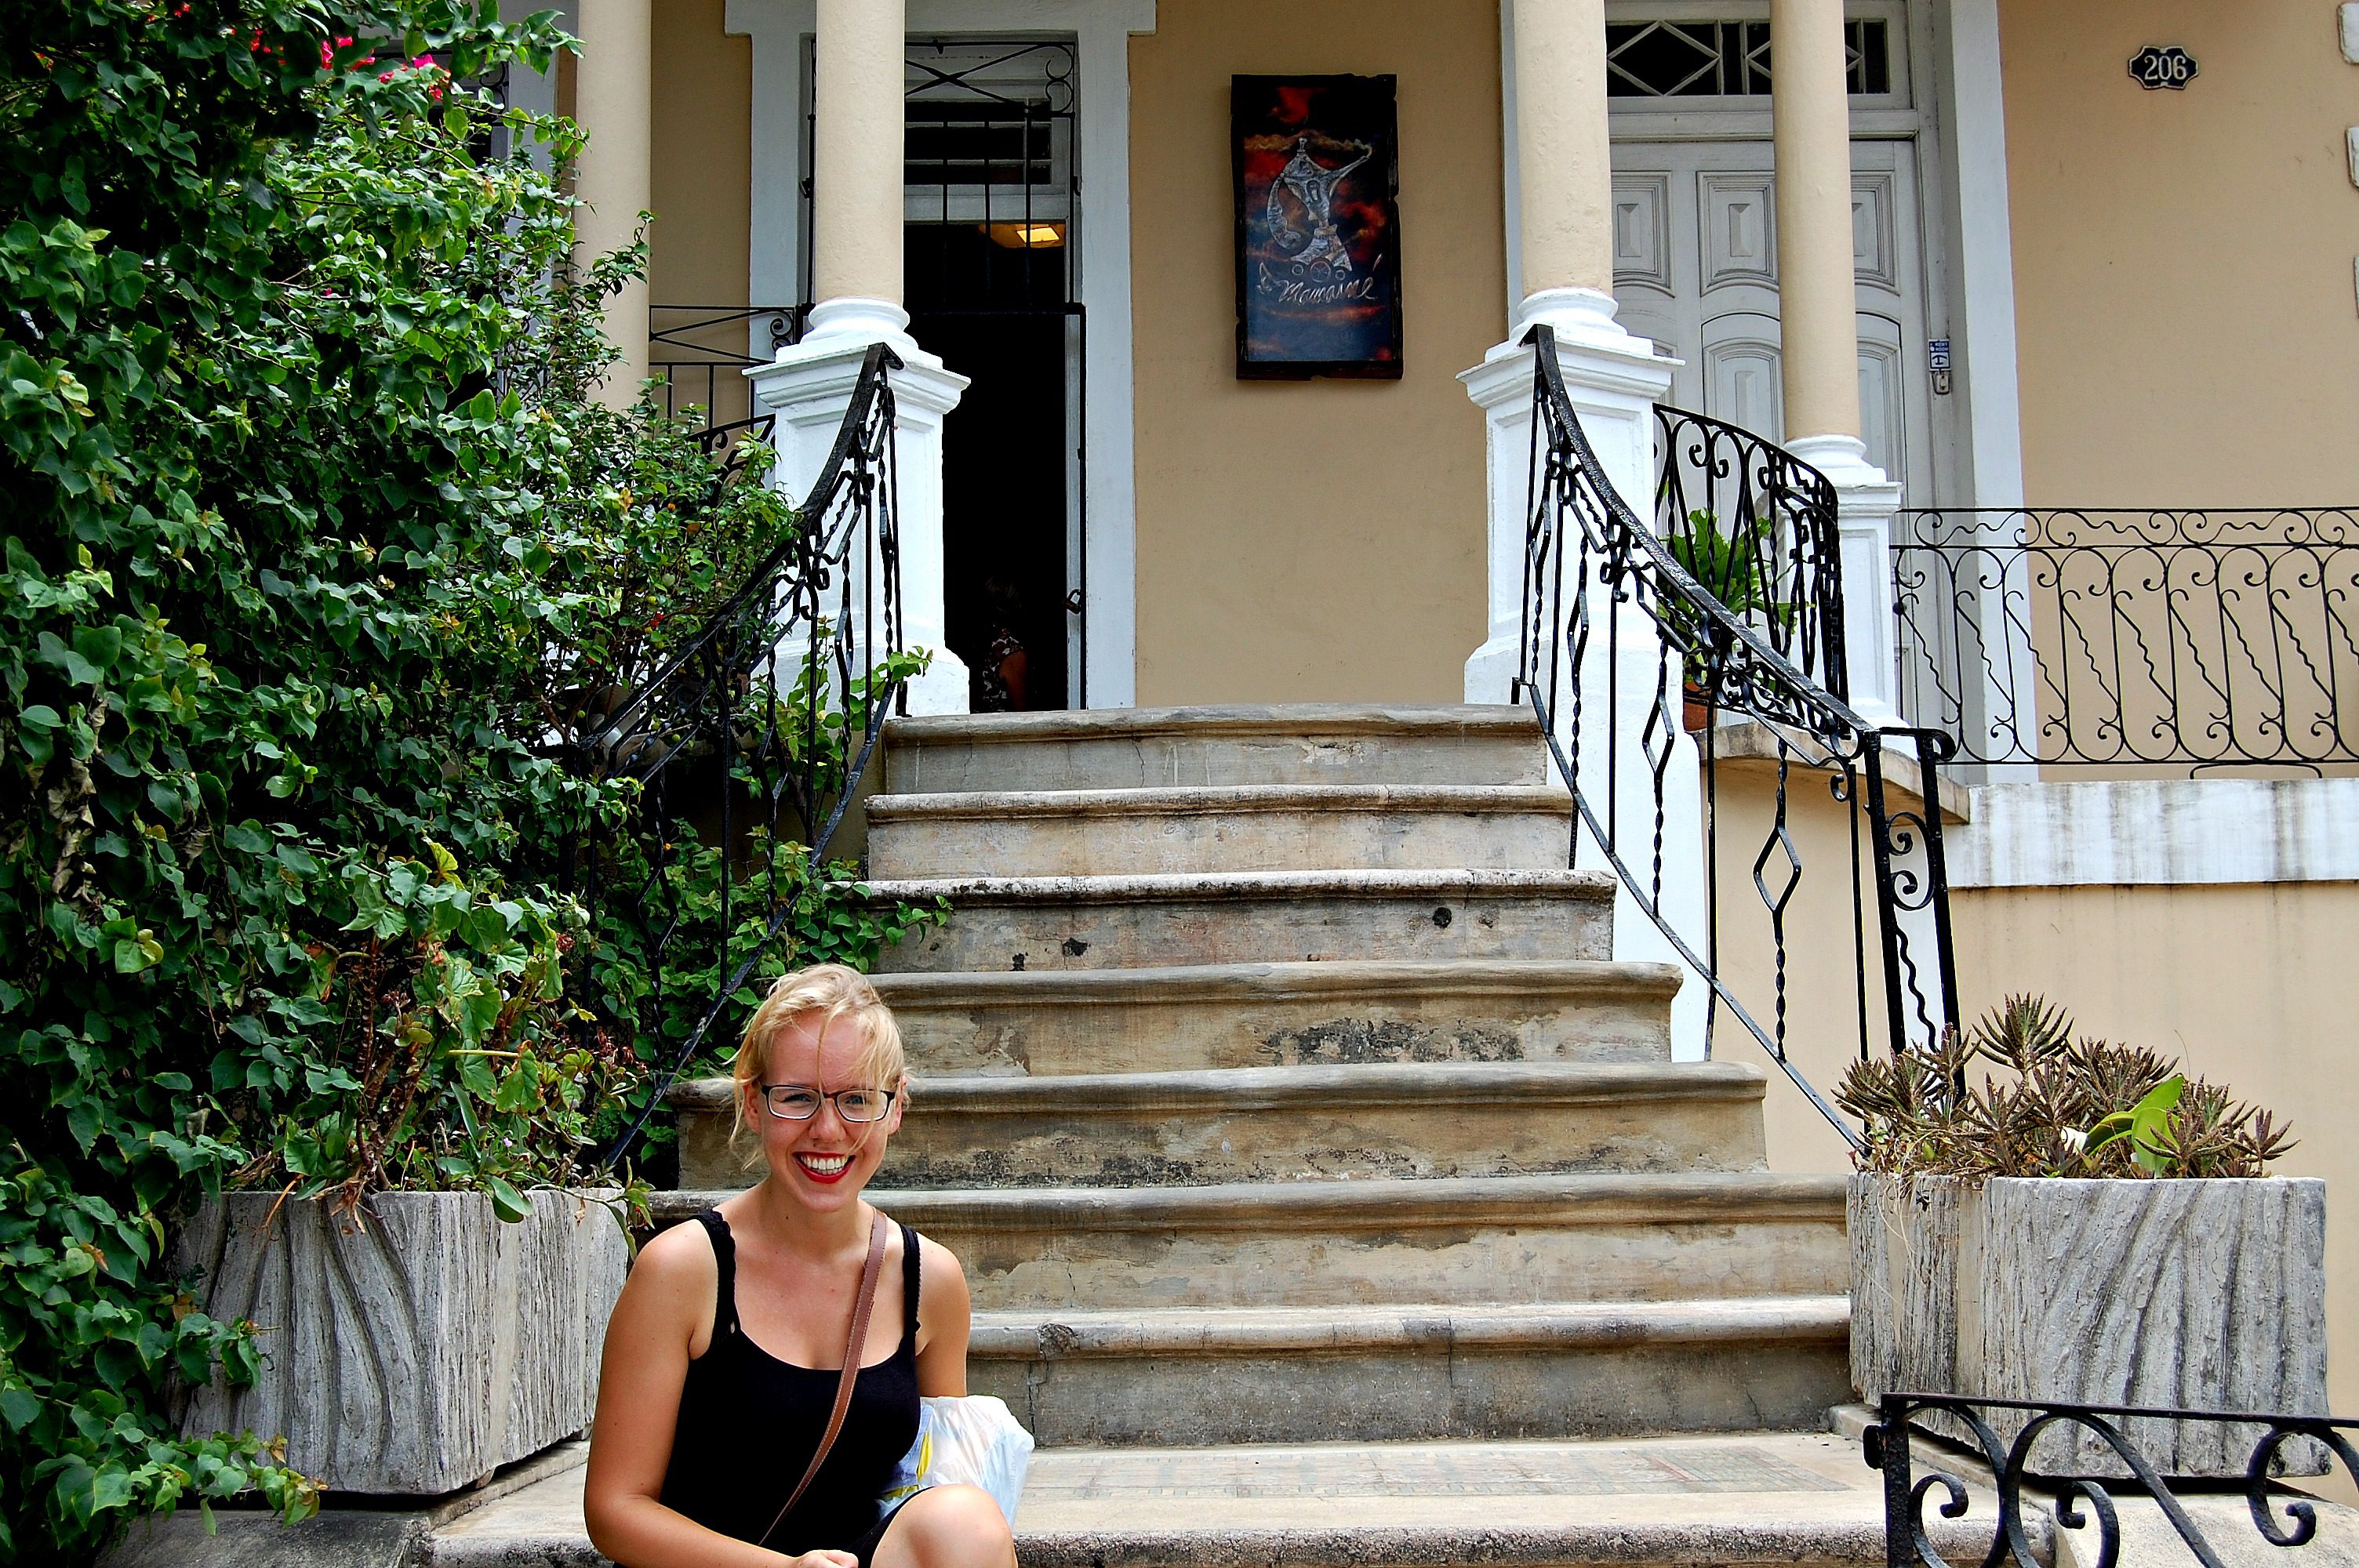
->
<box><xmin>1231</xmin><ymin>74</ymin><xmax>1404</xmax><ymax>379</ymax></box>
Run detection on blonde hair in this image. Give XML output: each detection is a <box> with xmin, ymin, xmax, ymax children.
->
<box><xmin>729</xmin><ymin>964</ymin><xmax>907</xmax><ymax>1154</ymax></box>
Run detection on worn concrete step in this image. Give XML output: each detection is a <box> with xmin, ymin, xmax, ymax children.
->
<box><xmin>864</xmin><ymin>783</ymin><xmax>1573</xmax><ymax>880</ymax></box>
<box><xmin>867</xmin><ymin>959</ymin><xmax>1680</xmax><ymax>1076</ymax></box>
<box><xmin>648</xmin><ymin>1171</ymin><xmax>1848</xmax><ymax>1310</ymax></box>
<box><xmin>881</xmin><ymin>703</ymin><xmax>1547</xmax><ymax>794</ymax></box>
<box><xmin>867</xmin><ymin>869</ymin><xmax>1616</xmax><ymax>973</ymax></box>
<box><xmin>421</xmin><ymin>1430</ymin><xmax>2040</xmax><ymax>1567</ymax></box>
<box><xmin>674</xmin><ymin>1061</ymin><xmax>1772</xmax><ymax>1190</ymax></box>
<box><xmin>965</xmin><ymin>1297</ymin><xmax>1853</xmax><ymax>1446</ymax></box>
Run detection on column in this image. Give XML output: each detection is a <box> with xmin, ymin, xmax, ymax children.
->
<box><xmin>1769</xmin><ymin>0</ymin><xmax>1904</xmax><ymax>719</ymax></box>
<box><xmin>749</xmin><ymin>0</ymin><xmax>969</xmax><ymax>713</ymax></box>
<box><xmin>1464</xmin><ymin>1</ymin><xmax>1704</xmax><ymax>1058</ymax></box>
<box><xmin>574</xmin><ymin>0</ymin><xmax>652</xmax><ymax>407</ymax></box>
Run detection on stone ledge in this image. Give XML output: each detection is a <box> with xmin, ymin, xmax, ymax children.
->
<box><xmin>867</xmin><ymin>956</ymin><xmax>1685</xmax><ymax>1007</ymax></box>
<box><xmin>1706</xmin><ymin>720</ymin><xmax>1972</xmax><ymax>824</ymax></box>
<box><xmin>646</xmin><ymin>1169</ymin><xmax>1850</xmax><ymax>1231</ymax></box>
<box><xmin>856</xmin><ymin>866</ymin><xmax>1618</xmax><ymax>903</ymax></box>
<box><xmin>671</xmin><ymin>1059</ymin><xmax>1770</xmax><ymax>1114</ymax></box>
<box><xmin>884</xmin><ymin>703</ymin><xmax>1541</xmax><ymax>745</ymax></box>
<box><xmin>866</xmin><ymin>782</ymin><xmax>1576</xmax><ymax>822</ymax></box>
<box><xmin>966</xmin><ymin>1295</ymin><xmax>1852</xmax><ymax>1359</ymax></box>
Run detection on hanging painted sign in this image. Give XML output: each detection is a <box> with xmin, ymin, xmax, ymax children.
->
<box><xmin>1232</xmin><ymin>74</ymin><xmax>1405</xmax><ymax>379</ymax></box>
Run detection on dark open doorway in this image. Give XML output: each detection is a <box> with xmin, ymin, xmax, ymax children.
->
<box><xmin>907</xmin><ymin>223</ymin><xmax>1074</xmax><ymax>712</ymax></box>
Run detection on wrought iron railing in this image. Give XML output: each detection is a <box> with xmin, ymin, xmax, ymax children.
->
<box><xmin>1868</xmin><ymin>1392</ymin><xmax>2357</xmax><ymax>1567</ymax></box>
<box><xmin>1655</xmin><ymin>404</ymin><xmax>1846</xmax><ymax>700</ymax></box>
<box><xmin>566</xmin><ymin>343</ymin><xmax>907</xmax><ymax>1163</ymax></box>
<box><xmin>1518</xmin><ymin>325</ymin><xmax>1957</xmax><ymax>1142</ymax></box>
<box><xmin>649</xmin><ymin>303</ymin><xmax>806</xmax><ymax>425</ymax></box>
<box><xmin>1893</xmin><ymin>507</ymin><xmax>2359</xmax><ymax>771</ymax></box>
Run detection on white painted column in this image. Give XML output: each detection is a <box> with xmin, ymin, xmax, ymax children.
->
<box><xmin>1768</xmin><ymin>0</ymin><xmax>1903</xmax><ymax>720</ymax></box>
<box><xmin>748</xmin><ymin>0</ymin><xmax>969</xmax><ymax>713</ymax></box>
<box><xmin>574</xmin><ymin>0</ymin><xmax>652</xmax><ymax>407</ymax></box>
<box><xmin>1468</xmin><ymin>0</ymin><xmax>1705</xmax><ymax>1058</ymax></box>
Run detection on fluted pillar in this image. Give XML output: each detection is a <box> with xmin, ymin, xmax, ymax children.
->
<box><xmin>750</xmin><ymin>0</ymin><xmax>969</xmax><ymax>713</ymax></box>
<box><xmin>574</xmin><ymin>0</ymin><xmax>652</xmax><ymax>406</ymax></box>
<box><xmin>1770</xmin><ymin>0</ymin><xmax>1903</xmax><ymax>720</ymax></box>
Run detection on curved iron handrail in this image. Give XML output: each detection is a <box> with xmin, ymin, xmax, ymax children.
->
<box><xmin>1655</xmin><ymin>403</ymin><xmax>1847</xmax><ymax>701</ymax></box>
<box><xmin>1518</xmin><ymin>324</ymin><xmax>1958</xmax><ymax>1142</ymax></box>
<box><xmin>572</xmin><ymin>343</ymin><xmax>908</xmax><ymax>1165</ymax></box>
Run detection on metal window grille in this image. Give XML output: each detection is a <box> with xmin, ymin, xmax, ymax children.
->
<box><xmin>1605</xmin><ymin>18</ymin><xmax>1890</xmax><ymax>96</ymax></box>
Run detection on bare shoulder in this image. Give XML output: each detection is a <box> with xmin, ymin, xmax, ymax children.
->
<box><xmin>914</xmin><ymin>1232</ymin><xmax>971</xmax><ymax>1313</ymax></box>
<box><xmin>615</xmin><ymin>1215</ymin><xmax>718</xmax><ymax>1345</ymax></box>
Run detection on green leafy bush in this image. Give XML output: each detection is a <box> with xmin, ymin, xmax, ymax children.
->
<box><xmin>1837</xmin><ymin>996</ymin><xmax>2296</xmax><ymax>1180</ymax></box>
<box><xmin>1</xmin><ymin>5</ymin><xmax>932</xmax><ymax>1558</ymax></box>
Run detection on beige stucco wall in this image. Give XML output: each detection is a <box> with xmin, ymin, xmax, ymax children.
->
<box><xmin>648</xmin><ymin>0</ymin><xmax>754</xmax><ymax>425</ymax></box>
<box><xmin>1997</xmin><ymin>1</ymin><xmax>2359</xmax><ymax>503</ymax></box>
<box><xmin>1721</xmin><ymin>762</ymin><xmax>2359</xmax><ymax>1472</ymax></box>
<box><xmin>1128</xmin><ymin>0</ymin><xmax>1503</xmax><ymax>705</ymax></box>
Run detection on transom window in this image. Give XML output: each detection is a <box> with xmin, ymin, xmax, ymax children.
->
<box><xmin>1605</xmin><ymin>18</ymin><xmax>1892</xmax><ymax>97</ymax></box>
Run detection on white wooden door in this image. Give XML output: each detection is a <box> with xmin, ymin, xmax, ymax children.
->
<box><xmin>1608</xmin><ymin>139</ymin><xmax>1933</xmax><ymax>503</ymax></box>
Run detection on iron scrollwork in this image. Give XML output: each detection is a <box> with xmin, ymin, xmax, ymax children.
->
<box><xmin>1517</xmin><ymin>325</ymin><xmax>1960</xmax><ymax>1149</ymax></box>
<box><xmin>1892</xmin><ymin>507</ymin><xmax>2359</xmax><ymax>771</ymax></box>
<box><xmin>565</xmin><ymin>343</ymin><xmax>908</xmax><ymax>1163</ymax></box>
<box><xmin>1867</xmin><ymin>1392</ymin><xmax>2359</xmax><ymax>1568</ymax></box>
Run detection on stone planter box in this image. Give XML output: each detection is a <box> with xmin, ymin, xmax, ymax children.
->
<box><xmin>176</xmin><ymin>1188</ymin><xmax>627</xmax><ymax>1494</ymax></box>
<box><xmin>1849</xmin><ymin>1173</ymin><xmax>2328</xmax><ymax>1477</ymax></box>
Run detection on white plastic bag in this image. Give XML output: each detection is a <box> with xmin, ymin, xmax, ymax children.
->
<box><xmin>881</xmin><ymin>1394</ymin><xmax>1034</xmax><ymax>1530</ymax></box>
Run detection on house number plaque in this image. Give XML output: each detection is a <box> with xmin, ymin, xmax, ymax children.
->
<box><xmin>2129</xmin><ymin>45</ymin><xmax>2197</xmax><ymax>89</ymax></box>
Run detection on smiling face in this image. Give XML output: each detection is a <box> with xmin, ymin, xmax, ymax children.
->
<box><xmin>743</xmin><ymin>1010</ymin><xmax>906</xmax><ymax>1207</ymax></box>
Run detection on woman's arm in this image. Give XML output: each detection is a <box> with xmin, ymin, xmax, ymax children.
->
<box><xmin>583</xmin><ymin>1223</ymin><xmax>852</xmax><ymax>1568</ymax></box>
<box><xmin>911</xmin><ymin>1235</ymin><xmax>973</xmax><ymax>1398</ymax></box>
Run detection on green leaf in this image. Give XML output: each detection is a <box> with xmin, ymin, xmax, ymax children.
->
<box><xmin>485</xmin><ymin>1175</ymin><xmax>529</xmax><ymax>1223</ymax></box>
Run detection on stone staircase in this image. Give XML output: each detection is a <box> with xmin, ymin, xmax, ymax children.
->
<box><xmin>653</xmin><ymin>704</ymin><xmax>1853</xmax><ymax>1448</ymax></box>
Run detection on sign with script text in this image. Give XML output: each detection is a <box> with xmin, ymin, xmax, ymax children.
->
<box><xmin>1232</xmin><ymin>74</ymin><xmax>1404</xmax><ymax>379</ymax></box>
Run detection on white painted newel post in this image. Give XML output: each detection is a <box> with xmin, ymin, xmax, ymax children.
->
<box><xmin>748</xmin><ymin>0</ymin><xmax>970</xmax><ymax>713</ymax></box>
<box><xmin>1467</xmin><ymin>0</ymin><xmax>1705</xmax><ymax>1059</ymax></box>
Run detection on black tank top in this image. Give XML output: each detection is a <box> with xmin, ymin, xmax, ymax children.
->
<box><xmin>660</xmin><ymin>1210</ymin><xmax>923</xmax><ymax>1552</ymax></box>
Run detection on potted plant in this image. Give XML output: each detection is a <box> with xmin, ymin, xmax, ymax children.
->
<box><xmin>174</xmin><ymin>855</ymin><xmax>640</xmax><ymax>1496</ymax></box>
<box><xmin>1663</xmin><ymin>508</ymin><xmax>1797</xmax><ymax>730</ymax></box>
<box><xmin>1838</xmin><ymin>997</ymin><xmax>2322</xmax><ymax>1477</ymax></box>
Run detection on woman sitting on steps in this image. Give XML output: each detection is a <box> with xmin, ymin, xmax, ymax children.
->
<box><xmin>585</xmin><ymin>965</ymin><xmax>1018</xmax><ymax>1568</ymax></box>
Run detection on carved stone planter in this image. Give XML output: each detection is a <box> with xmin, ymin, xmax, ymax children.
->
<box><xmin>176</xmin><ymin>1189</ymin><xmax>627</xmax><ymax>1494</ymax></box>
<box><xmin>1849</xmin><ymin>1173</ymin><xmax>2328</xmax><ymax>1476</ymax></box>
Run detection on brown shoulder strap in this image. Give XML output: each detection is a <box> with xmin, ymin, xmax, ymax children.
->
<box><xmin>758</xmin><ymin>1210</ymin><xmax>890</xmax><ymax>1548</ymax></box>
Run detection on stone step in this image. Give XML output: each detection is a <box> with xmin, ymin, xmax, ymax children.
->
<box><xmin>421</xmin><ymin>1430</ymin><xmax>2037</xmax><ymax>1568</ymax></box>
<box><xmin>964</xmin><ymin>1298</ymin><xmax>1853</xmax><ymax>1446</ymax></box>
<box><xmin>864</xmin><ymin>783</ymin><xmax>1573</xmax><ymax>880</ymax></box>
<box><xmin>647</xmin><ymin>1172</ymin><xmax>1849</xmax><ymax>1309</ymax></box>
<box><xmin>673</xmin><ymin>1061</ymin><xmax>1772</xmax><ymax>1190</ymax></box>
<box><xmin>868</xmin><ymin>959</ymin><xmax>1681</xmax><ymax>1076</ymax></box>
<box><xmin>867</xmin><ymin>868</ymin><xmax>1616</xmax><ymax>972</ymax></box>
<box><xmin>881</xmin><ymin>702</ymin><xmax>1547</xmax><ymax>793</ymax></box>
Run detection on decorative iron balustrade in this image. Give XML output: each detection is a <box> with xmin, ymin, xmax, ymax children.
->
<box><xmin>649</xmin><ymin>303</ymin><xmax>806</xmax><ymax>426</ymax></box>
<box><xmin>1868</xmin><ymin>1392</ymin><xmax>2358</xmax><ymax>1568</ymax></box>
<box><xmin>1892</xmin><ymin>508</ymin><xmax>2359</xmax><ymax>771</ymax></box>
<box><xmin>565</xmin><ymin>343</ymin><xmax>907</xmax><ymax>1165</ymax></box>
<box><xmin>1518</xmin><ymin>325</ymin><xmax>1958</xmax><ymax>1142</ymax></box>
<box><xmin>1655</xmin><ymin>404</ymin><xmax>1846</xmax><ymax>701</ymax></box>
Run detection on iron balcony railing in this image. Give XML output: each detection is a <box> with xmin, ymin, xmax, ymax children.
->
<box><xmin>1892</xmin><ymin>507</ymin><xmax>2359</xmax><ymax>771</ymax></box>
<box><xmin>649</xmin><ymin>303</ymin><xmax>807</xmax><ymax>426</ymax></box>
<box><xmin>1518</xmin><ymin>325</ymin><xmax>1958</xmax><ymax>1143</ymax></box>
<box><xmin>563</xmin><ymin>343</ymin><xmax>907</xmax><ymax>1165</ymax></box>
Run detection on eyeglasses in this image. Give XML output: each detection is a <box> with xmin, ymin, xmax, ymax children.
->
<box><xmin>758</xmin><ymin>1084</ymin><xmax>898</xmax><ymax>1123</ymax></box>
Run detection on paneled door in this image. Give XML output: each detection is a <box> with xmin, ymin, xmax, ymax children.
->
<box><xmin>1608</xmin><ymin>139</ymin><xmax>1932</xmax><ymax>503</ymax></box>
